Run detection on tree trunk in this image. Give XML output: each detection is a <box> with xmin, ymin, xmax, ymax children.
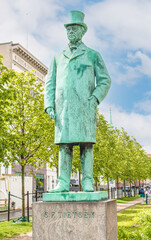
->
<box><xmin>117</xmin><ymin>176</ymin><xmax>119</xmax><ymax>199</ymax></box>
<box><xmin>134</xmin><ymin>181</ymin><xmax>137</xmax><ymax>196</ymax></box>
<box><xmin>139</xmin><ymin>180</ymin><xmax>141</xmax><ymax>192</ymax></box>
<box><xmin>130</xmin><ymin>182</ymin><xmax>132</xmax><ymax>197</ymax></box>
<box><xmin>56</xmin><ymin>166</ymin><xmax>59</xmax><ymax>178</ymax></box>
<box><xmin>124</xmin><ymin>179</ymin><xmax>126</xmax><ymax>197</ymax></box>
<box><xmin>107</xmin><ymin>176</ymin><xmax>110</xmax><ymax>199</ymax></box>
<box><xmin>22</xmin><ymin>165</ymin><xmax>25</xmax><ymax>217</ymax></box>
<box><xmin>79</xmin><ymin>170</ymin><xmax>82</xmax><ymax>191</ymax></box>
<box><xmin>95</xmin><ymin>181</ymin><xmax>98</xmax><ymax>191</ymax></box>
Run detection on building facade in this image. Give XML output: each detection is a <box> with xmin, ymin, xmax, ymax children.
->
<box><xmin>0</xmin><ymin>41</ymin><xmax>57</xmax><ymax>193</ymax></box>
<box><xmin>0</xmin><ymin>41</ymin><xmax>47</xmax><ymax>82</ymax></box>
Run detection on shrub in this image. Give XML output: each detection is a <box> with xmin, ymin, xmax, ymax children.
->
<box><xmin>118</xmin><ymin>210</ymin><xmax>151</xmax><ymax>240</ymax></box>
<box><xmin>134</xmin><ymin>210</ymin><xmax>151</xmax><ymax>240</ymax></box>
<box><xmin>134</xmin><ymin>210</ymin><xmax>151</xmax><ymax>224</ymax></box>
<box><xmin>118</xmin><ymin>226</ymin><xmax>143</xmax><ymax>240</ymax></box>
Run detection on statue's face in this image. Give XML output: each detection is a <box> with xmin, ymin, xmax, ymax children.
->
<box><xmin>66</xmin><ymin>24</ymin><xmax>85</xmax><ymax>43</ymax></box>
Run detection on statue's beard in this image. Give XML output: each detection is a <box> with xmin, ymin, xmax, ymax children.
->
<box><xmin>67</xmin><ymin>33</ymin><xmax>83</xmax><ymax>43</ymax></box>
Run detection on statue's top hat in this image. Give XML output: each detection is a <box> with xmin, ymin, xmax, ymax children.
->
<box><xmin>64</xmin><ymin>10</ymin><xmax>87</xmax><ymax>32</ymax></box>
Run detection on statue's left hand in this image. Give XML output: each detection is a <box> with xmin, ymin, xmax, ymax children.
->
<box><xmin>88</xmin><ymin>95</ymin><xmax>98</xmax><ymax>107</ymax></box>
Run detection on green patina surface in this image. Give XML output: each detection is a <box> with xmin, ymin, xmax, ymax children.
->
<box><xmin>44</xmin><ymin>10</ymin><xmax>111</xmax><ymax>193</ymax></box>
<box><xmin>43</xmin><ymin>191</ymin><xmax>108</xmax><ymax>202</ymax></box>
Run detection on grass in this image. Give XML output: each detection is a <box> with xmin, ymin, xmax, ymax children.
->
<box><xmin>0</xmin><ymin>206</ymin><xmax>8</xmax><ymax>211</ymax></box>
<box><xmin>117</xmin><ymin>195</ymin><xmax>140</xmax><ymax>203</ymax></box>
<box><xmin>118</xmin><ymin>204</ymin><xmax>151</xmax><ymax>239</ymax></box>
<box><xmin>0</xmin><ymin>219</ymin><xmax>32</xmax><ymax>240</ymax></box>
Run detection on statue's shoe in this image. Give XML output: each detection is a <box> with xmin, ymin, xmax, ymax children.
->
<box><xmin>49</xmin><ymin>184</ymin><xmax>69</xmax><ymax>193</ymax></box>
<box><xmin>82</xmin><ymin>183</ymin><xmax>94</xmax><ymax>192</ymax></box>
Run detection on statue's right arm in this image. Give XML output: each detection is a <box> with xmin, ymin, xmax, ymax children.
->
<box><xmin>44</xmin><ymin>57</ymin><xmax>56</xmax><ymax>119</ymax></box>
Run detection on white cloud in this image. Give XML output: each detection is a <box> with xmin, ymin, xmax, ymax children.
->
<box><xmin>134</xmin><ymin>100</ymin><xmax>151</xmax><ymax>114</ymax></box>
<box><xmin>85</xmin><ymin>0</ymin><xmax>151</xmax><ymax>52</ymax></box>
<box><xmin>100</xmin><ymin>102</ymin><xmax>151</xmax><ymax>153</ymax></box>
<box><xmin>110</xmin><ymin>51</ymin><xmax>151</xmax><ymax>86</ymax></box>
<box><xmin>131</xmin><ymin>51</ymin><xmax>151</xmax><ymax>78</ymax></box>
<box><xmin>109</xmin><ymin>50</ymin><xmax>151</xmax><ymax>86</ymax></box>
<box><xmin>84</xmin><ymin>0</ymin><xmax>151</xmax><ymax>87</ymax></box>
<box><xmin>0</xmin><ymin>0</ymin><xmax>65</xmax><ymax>66</ymax></box>
<box><xmin>84</xmin><ymin>27</ymin><xmax>108</xmax><ymax>51</ymax></box>
<box><xmin>108</xmin><ymin>61</ymin><xmax>141</xmax><ymax>86</ymax></box>
<box><xmin>1</xmin><ymin>0</ymin><xmax>151</xmax><ymax>71</ymax></box>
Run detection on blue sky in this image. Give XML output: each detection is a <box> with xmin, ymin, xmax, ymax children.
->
<box><xmin>0</xmin><ymin>0</ymin><xmax>151</xmax><ymax>152</ymax></box>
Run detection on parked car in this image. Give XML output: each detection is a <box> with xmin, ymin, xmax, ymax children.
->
<box><xmin>69</xmin><ymin>179</ymin><xmax>80</xmax><ymax>192</ymax></box>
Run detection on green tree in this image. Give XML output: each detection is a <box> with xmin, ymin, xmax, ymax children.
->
<box><xmin>114</xmin><ymin>129</ymin><xmax>149</xmax><ymax>196</ymax></box>
<box><xmin>116</xmin><ymin>129</ymin><xmax>136</xmax><ymax>195</ymax></box>
<box><xmin>0</xmin><ymin>56</ymin><xmax>15</xmax><ymax>163</ymax></box>
<box><xmin>48</xmin><ymin>142</ymin><xmax>59</xmax><ymax>178</ymax></box>
<box><xmin>93</xmin><ymin>113</ymin><xmax>109</xmax><ymax>190</ymax></box>
<box><xmin>1</xmin><ymin>67</ymin><xmax>55</xmax><ymax>217</ymax></box>
<box><xmin>93</xmin><ymin>113</ymin><xmax>117</xmax><ymax>196</ymax></box>
<box><xmin>108</xmin><ymin>129</ymin><xmax>123</xmax><ymax>197</ymax></box>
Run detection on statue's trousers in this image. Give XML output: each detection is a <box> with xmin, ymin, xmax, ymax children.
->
<box><xmin>57</xmin><ymin>144</ymin><xmax>93</xmax><ymax>190</ymax></box>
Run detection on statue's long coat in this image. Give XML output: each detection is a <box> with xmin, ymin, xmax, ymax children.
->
<box><xmin>44</xmin><ymin>43</ymin><xmax>111</xmax><ymax>144</ymax></box>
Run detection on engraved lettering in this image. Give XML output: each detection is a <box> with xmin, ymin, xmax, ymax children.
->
<box><xmin>43</xmin><ymin>211</ymin><xmax>48</xmax><ymax>218</ymax></box>
<box><xmin>72</xmin><ymin>211</ymin><xmax>77</xmax><ymax>218</ymax></box>
<box><xmin>89</xmin><ymin>212</ymin><xmax>94</xmax><ymax>218</ymax></box>
<box><xmin>51</xmin><ymin>212</ymin><xmax>55</xmax><ymax>218</ymax></box>
<box><xmin>58</xmin><ymin>211</ymin><xmax>62</xmax><ymax>218</ymax></box>
<box><xmin>83</xmin><ymin>211</ymin><xmax>88</xmax><ymax>218</ymax></box>
<box><xmin>77</xmin><ymin>212</ymin><xmax>82</xmax><ymax>218</ymax></box>
<box><xmin>42</xmin><ymin>211</ymin><xmax>95</xmax><ymax>219</ymax></box>
<box><xmin>67</xmin><ymin>212</ymin><xmax>71</xmax><ymax>218</ymax></box>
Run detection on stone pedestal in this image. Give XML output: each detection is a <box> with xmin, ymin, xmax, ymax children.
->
<box><xmin>33</xmin><ymin>199</ymin><xmax>117</xmax><ymax>240</ymax></box>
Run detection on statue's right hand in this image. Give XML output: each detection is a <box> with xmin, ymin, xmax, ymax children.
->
<box><xmin>46</xmin><ymin>107</ymin><xmax>55</xmax><ymax>120</ymax></box>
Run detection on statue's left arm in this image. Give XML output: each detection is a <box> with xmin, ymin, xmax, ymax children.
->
<box><xmin>92</xmin><ymin>52</ymin><xmax>111</xmax><ymax>104</ymax></box>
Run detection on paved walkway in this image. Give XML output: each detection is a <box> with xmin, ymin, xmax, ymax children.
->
<box><xmin>10</xmin><ymin>232</ymin><xmax>32</xmax><ymax>240</ymax></box>
<box><xmin>117</xmin><ymin>197</ymin><xmax>142</xmax><ymax>212</ymax></box>
<box><xmin>9</xmin><ymin>198</ymin><xmax>143</xmax><ymax>240</ymax></box>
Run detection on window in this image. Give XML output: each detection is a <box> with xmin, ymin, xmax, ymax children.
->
<box><xmin>47</xmin><ymin>176</ymin><xmax>50</xmax><ymax>190</ymax></box>
<box><xmin>5</xmin><ymin>167</ymin><xmax>8</xmax><ymax>174</ymax></box>
<box><xmin>36</xmin><ymin>174</ymin><xmax>44</xmax><ymax>192</ymax></box>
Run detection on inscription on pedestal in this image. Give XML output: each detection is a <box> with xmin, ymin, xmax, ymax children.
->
<box><xmin>43</xmin><ymin>211</ymin><xmax>94</xmax><ymax>218</ymax></box>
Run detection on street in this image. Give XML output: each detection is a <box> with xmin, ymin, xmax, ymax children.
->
<box><xmin>0</xmin><ymin>209</ymin><xmax>32</xmax><ymax>222</ymax></box>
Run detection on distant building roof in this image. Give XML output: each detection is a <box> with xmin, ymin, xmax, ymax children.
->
<box><xmin>12</xmin><ymin>42</ymin><xmax>48</xmax><ymax>75</ymax></box>
<box><xmin>0</xmin><ymin>41</ymin><xmax>48</xmax><ymax>82</ymax></box>
<box><xmin>0</xmin><ymin>41</ymin><xmax>48</xmax><ymax>75</ymax></box>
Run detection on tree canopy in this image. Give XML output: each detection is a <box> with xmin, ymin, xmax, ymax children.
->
<box><xmin>0</xmin><ymin>56</ymin><xmax>55</xmax><ymax>216</ymax></box>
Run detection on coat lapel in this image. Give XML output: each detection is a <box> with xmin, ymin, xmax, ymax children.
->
<box><xmin>71</xmin><ymin>43</ymin><xmax>87</xmax><ymax>59</ymax></box>
<box><xmin>63</xmin><ymin>48</ymin><xmax>72</xmax><ymax>59</ymax></box>
<box><xmin>63</xmin><ymin>43</ymin><xmax>87</xmax><ymax>60</ymax></box>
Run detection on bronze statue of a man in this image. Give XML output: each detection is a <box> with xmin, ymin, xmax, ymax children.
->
<box><xmin>44</xmin><ymin>10</ymin><xmax>111</xmax><ymax>192</ymax></box>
